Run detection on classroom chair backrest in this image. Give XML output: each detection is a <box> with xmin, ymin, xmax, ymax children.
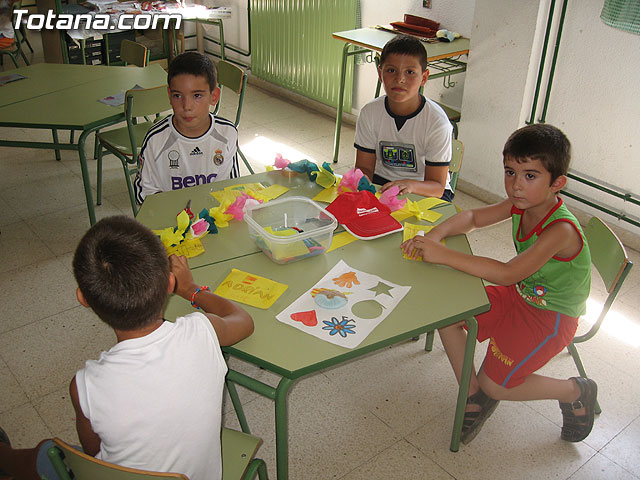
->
<box><xmin>576</xmin><ymin>216</ymin><xmax>633</xmax><ymax>343</ymax></box>
<box><xmin>120</xmin><ymin>39</ymin><xmax>149</xmax><ymax>67</ymax></box>
<box><xmin>215</xmin><ymin>60</ymin><xmax>248</xmax><ymax>127</ymax></box>
<box><xmin>47</xmin><ymin>428</ymin><xmax>267</xmax><ymax>480</ymax></box>
<box><xmin>47</xmin><ymin>438</ymin><xmax>189</xmax><ymax>480</ymax></box>
<box><xmin>212</xmin><ymin>60</ymin><xmax>254</xmax><ymax>174</ymax></box>
<box><xmin>449</xmin><ymin>139</ymin><xmax>464</xmax><ymax>193</ymax></box>
<box><xmin>124</xmin><ymin>85</ymin><xmax>171</xmax><ymax>161</ymax></box>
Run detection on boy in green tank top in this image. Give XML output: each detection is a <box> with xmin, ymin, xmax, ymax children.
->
<box><xmin>402</xmin><ymin>124</ymin><xmax>596</xmax><ymax>444</ymax></box>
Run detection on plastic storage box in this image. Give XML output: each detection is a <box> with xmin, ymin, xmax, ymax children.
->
<box><xmin>244</xmin><ymin>197</ymin><xmax>337</xmax><ymax>264</ymax></box>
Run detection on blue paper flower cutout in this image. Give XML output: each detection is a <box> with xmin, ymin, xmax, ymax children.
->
<box><xmin>322</xmin><ymin>317</ymin><xmax>356</xmax><ymax>338</ymax></box>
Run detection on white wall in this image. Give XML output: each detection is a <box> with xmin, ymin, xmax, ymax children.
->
<box><xmin>459</xmin><ymin>0</ymin><xmax>640</xmax><ymax>236</ymax></box>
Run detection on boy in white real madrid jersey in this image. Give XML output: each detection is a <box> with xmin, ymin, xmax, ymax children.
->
<box><xmin>354</xmin><ymin>35</ymin><xmax>454</xmax><ymax>201</ymax></box>
<box><xmin>134</xmin><ymin>52</ymin><xmax>240</xmax><ymax>204</ymax></box>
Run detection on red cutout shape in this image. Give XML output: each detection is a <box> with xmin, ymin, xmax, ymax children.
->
<box><xmin>291</xmin><ymin>310</ymin><xmax>318</xmax><ymax>327</ymax></box>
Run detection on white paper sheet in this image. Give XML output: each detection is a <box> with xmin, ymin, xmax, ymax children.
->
<box><xmin>277</xmin><ymin>260</ymin><xmax>410</xmax><ymax>349</ymax></box>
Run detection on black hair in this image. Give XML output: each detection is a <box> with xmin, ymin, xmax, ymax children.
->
<box><xmin>167</xmin><ymin>51</ymin><xmax>217</xmax><ymax>91</ymax></box>
<box><xmin>379</xmin><ymin>34</ymin><xmax>428</xmax><ymax>71</ymax></box>
<box><xmin>73</xmin><ymin>216</ymin><xmax>170</xmax><ymax>331</ymax></box>
<box><xmin>503</xmin><ymin>124</ymin><xmax>571</xmax><ymax>183</ymax></box>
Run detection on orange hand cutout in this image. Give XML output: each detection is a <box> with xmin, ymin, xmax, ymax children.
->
<box><xmin>333</xmin><ymin>272</ymin><xmax>360</xmax><ymax>288</ymax></box>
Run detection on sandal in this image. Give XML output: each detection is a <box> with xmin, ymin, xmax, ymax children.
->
<box><xmin>559</xmin><ymin>377</ymin><xmax>597</xmax><ymax>442</ymax></box>
<box><xmin>461</xmin><ymin>388</ymin><xmax>499</xmax><ymax>444</ymax></box>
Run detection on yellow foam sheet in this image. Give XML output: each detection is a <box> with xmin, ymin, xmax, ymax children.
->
<box><xmin>254</xmin><ymin>184</ymin><xmax>289</xmax><ymax>202</ymax></box>
<box><xmin>312</xmin><ymin>186</ymin><xmax>339</xmax><ymax>203</ymax></box>
<box><xmin>393</xmin><ymin>197</ymin><xmax>446</xmax><ymax>223</ymax></box>
<box><xmin>402</xmin><ymin>222</ymin><xmax>444</xmax><ymax>261</ymax></box>
<box><xmin>166</xmin><ymin>238</ymin><xmax>205</xmax><ymax>258</ymax></box>
<box><xmin>214</xmin><ymin>269</ymin><xmax>288</xmax><ymax>309</ymax></box>
<box><xmin>327</xmin><ymin>231</ymin><xmax>358</xmax><ymax>252</ymax></box>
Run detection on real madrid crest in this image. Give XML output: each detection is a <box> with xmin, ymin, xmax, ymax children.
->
<box><xmin>168</xmin><ymin>150</ymin><xmax>180</xmax><ymax>169</ymax></box>
<box><xmin>213</xmin><ymin>149</ymin><xmax>224</xmax><ymax>166</ymax></box>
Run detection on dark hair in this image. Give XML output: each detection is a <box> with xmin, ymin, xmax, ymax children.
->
<box><xmin>502</xmin><ymin>124</ymin><xmax>571</xmax><ymax>182</ymax></box>
<box><xmin>73</xmin><ymin>216</ymin><xmax>170</xmax><ymax>331</ymax></box>
<box><xmin>167</xmin><ymin>51</ymin><xmax>217</xmax><ymax>91</ymax></box>
<box><xmin>380</xmin><ymin>34</ymin><xmax>428</xmax><ymax>71</ymax></box>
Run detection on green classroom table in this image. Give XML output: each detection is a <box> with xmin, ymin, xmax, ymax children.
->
<box><xmin>137</xmin><ymin>172</ymin><xmax>490</xmax><ymax>480</ymax></box>
<box><xmin>0</xmin><ymin>63</ymin><xmax>168</xmax><ymax>225</ymax></box>
<box><xmin>331</xmin><ymin>27</ymin><xmax>470</xmax><ymax>163</ymax></box>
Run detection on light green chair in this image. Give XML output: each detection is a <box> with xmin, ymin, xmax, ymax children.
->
<box><xmin>96</xmin><ymin>85</ymin><xmax>171</xmax><ymax>215</ymax></box>
<box><xmin>213</xmin><ymin>60</ymin><xmax>254</xmax><ymax>175</ymax></box>
<box><xmin>567</xmin><ymin>216</ymin><xmax>633</xmax><ymax>414</ymax></box>
<box><xmin>46</xmin><ymin>428</ymin><xmax>268</xmax><ymax>479</ymax></box>
<box><xmin>449</xmin><ymin>139</ymin><xmax>464</xmax><ymax>194</ymax></box>
<box><xmin>119</xmin><ymin>39</ymin><xmax>150</xmax><ymax>67</ymax></box>
<box><xmin>0</xmin><ymin>2</ymin><xmax>30</xmax><ymax>68</ymax></box>
<box><xmin>435</xmin><ymin>101</ymin><xmax>461</xmax><ymax>139</ymax></box>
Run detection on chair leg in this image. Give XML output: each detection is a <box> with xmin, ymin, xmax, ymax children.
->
<box><xmin>97</xmin><ymin>143</ymin><xmax>103</xmax><ymax>205</ymax></box>
<box><xmin>424</xmin><ymin>330</ymin><xmax>435</xmax><ymax>352</ymax></box>
<box><xmin>238</xmin><ymin>147</ymin><xmax>254</xmax><ymax>175</ymax></box>
<box><xmin>244</xmin><ymin>458</ymin><xmax>268</xmax><ymax>480</ymax></box>
<box><xmin>51</xmin><ymin>129</ymin><xmax>61</xmax><ymax>161</ymax></box>
<box><xmin>115</xmin><ymin>154</ymin><xmax>139</xmax><ymax>216</ymax></box>
<box><xmin>93</xmin><ymin>132</ymin><xmax>100</xmax><ymax>159</ymax></box>
<box><xmin>20</xmin><ymin>26</ymin><xmax>34</xmax><ymax>53</ymax></box>
<box><xmin>567</xmin><ymin>343</ymin><xmax>601</xmax><ymax>414</ymax></box>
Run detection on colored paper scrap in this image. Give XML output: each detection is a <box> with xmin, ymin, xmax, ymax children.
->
<box><xmin>417</xmin><ymin>197</ymin><xmax>449</xmax><ymax>210</ymax></box>
<box><xmin>327</xmin><ymin>231</ymin><xmax>358</xmax><ymax>252</ymax></box>
<box><xmin>395</xmin><ymin>198</ymin><xmax>444</xmax><ymax>223</ymax></box>
<box><xmin>402</xmin><ymin>222</ymin><xmax>445</xmax><ymax>261</ymax></box>
<box><xmin>224</xmin><ymin>182</ymin><xmax>265</xmax><ymax>192</ymax></box>
<box><xmin>310</xmin><ymin>162</ymin><xmax>337</xmax><ymax>189</ymax></box>
<box><xmin>312</xmin><ymin>185</ymin><xmax>340</xmax><ymax>203</ymax></box>
<box><xmin>166</xmin><ymin>238</ymin><xmax>206</xmax><ymax>258</ymax></box>
<box><xmin>214</xmin><ymin>269</ymin><xmax>288</xmax><ymax>309</ymax></box>
<box><xmin>253</xmin><ymin>184</ymin><xmax>289</xmax><ymax>201</ymax></box>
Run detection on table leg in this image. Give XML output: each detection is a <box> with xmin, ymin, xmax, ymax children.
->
<box><xmin>332</xmin><ymin>42</ymin><xmax>350</xmax><ymax>164</ymax></box>
<box><xmin>275</xmin><ymin>377</ymin><xmax>294</xmax><ymax>480</ymax></box>
<box><xmin>78</xmin><ymin>128</ymin><xmax>97</xmax><ymax>225</ymax></box>
<box><xmin>217</xmin><ymin>20</ymin><xmax>226</xmax><ymax>61</ymax></box>
<box><xmin>450</xmin><ymin>316</ymin><xmax>478</xmax><ymax>452</ymax></box>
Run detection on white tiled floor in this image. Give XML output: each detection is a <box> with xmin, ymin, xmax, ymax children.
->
<box><xmin>2</xmin><ymin>35</ymin><xmax>640</xmax><ymax>480</ymax></box>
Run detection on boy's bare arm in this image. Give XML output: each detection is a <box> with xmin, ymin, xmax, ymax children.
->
<box><xmin>424</xmin><ymin>199</ymin><xmax>513</xmax><ymax>243</ymax></box>
<box><xmin>355</xmin><ymin>150</ymin><xmax>376</xmax><ymax>182</ymax></box>
<box><xmin>404</xmin><ymin>215</ymin><xmax>580</xmax><ymax>285</ymax></box>
<box><xmin>69</xmin><ymin>377</ymin><xmax>101</xmax><ymax>456</ymax></box>
<box><xmin>379</xmin><ymin>164</ymin><xmax>449</xmax><ymax>197</ymax></box>
<box><xmin>170</xmin><ymin>255</ymin><xmax>254</xmax><ymax>346</ymax></box>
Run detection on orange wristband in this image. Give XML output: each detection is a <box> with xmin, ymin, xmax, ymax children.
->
<box><xmin>190</xmin><ymin>286</ymin><xmax>210</xmax><ymax>309</ymax></box>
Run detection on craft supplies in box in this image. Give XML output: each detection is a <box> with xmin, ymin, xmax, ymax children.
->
<box><xmin>244</xmin><ymin>197</ymin><xmax>337</xmax><ymax>264</ymax></box>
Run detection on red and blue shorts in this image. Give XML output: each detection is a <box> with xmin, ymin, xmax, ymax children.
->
<box><xmin>474</xmin><ymin>285</ymin><xmax>578</xmax><ymax>388</ymax></box>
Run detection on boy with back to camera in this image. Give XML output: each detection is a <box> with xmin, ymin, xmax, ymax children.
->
<box><xmin>0</xmin><ymin>216</ymin><xmax>253</xmax><ymax>480</ymax></box>
<box><xmin>354</xmin><ymin>34</ymin><xmax>454</xmax><ymax>201</ymax></box>
<box><xmin>402</xmin><ymin>124</ymin><xmax>597</xmax><ymax>444</ymax></box>
<box><xmin>134</xmin><ymin>51</ymin><xmax>240</xmax><ymax>204</ymax></box>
